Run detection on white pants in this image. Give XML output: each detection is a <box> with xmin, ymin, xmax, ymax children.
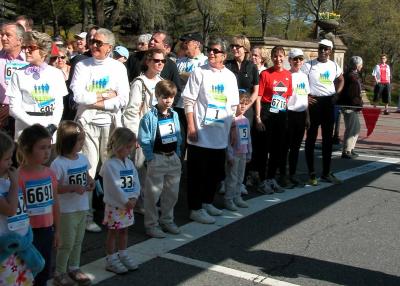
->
<box><xmin>342</xmin><ymin>109</ymin><xmax>360</xmax><ymax>152</ymax></box>
<box><xmin>144</xmin><ymin>153</ymin><xmax>181</xmax><ymax>228</ymax></box>
<box><xmin>82</xmin><ymin>124</ymin><xmax>111</xmax><ymax>214</ymax></box>
<box><xmin>224</xmin><ymin>154</ymin><xmax>246</xmax><ymax>200</ymax></box>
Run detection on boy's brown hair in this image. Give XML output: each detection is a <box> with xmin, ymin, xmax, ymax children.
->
<box><xmin>155</xmin><ymin>80</ymin><xmax>177</xmax><ymax>98</ymax></box>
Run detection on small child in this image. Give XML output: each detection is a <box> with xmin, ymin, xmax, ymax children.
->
<box><xmin>50</xmin><ymin>121</ymin><xmax>94</xmax><ymax>286</ymax></box>
<box><xmin>224</xmin><ymin>91</ymin><xmax>252</xmax><ymax>211</ymax></box>
<box><xmin>0</xmin><ymin>131</ymin><xmax>44</xmax><ymax>285</ymax></box>
<box><xmin>100</xmin><ymin>127</ymin><xmax>140</xmax><ymax>274</ymax></box>
<box><xmin>138</xmin><ymin>80</ymin><xmax>182</xmax><ymax>238</ymax></box>
<box><xmin>17</xmin><ymin>124</ymin><xmax>60</xmax><ymax>286</ymax></box>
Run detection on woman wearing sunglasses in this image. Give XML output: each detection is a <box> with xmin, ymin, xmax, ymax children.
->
<box><xmin>7</xmin><ymin>30</ymin><xmax>68</xmax><ymax>142</ymax></box>
<box><xmin>182</xmin><ymin>37</ymin><xmax>239</xmax><ymax>224</ymax></box>
<box><xmin>50</xmin><ymin>47</ymin><xmax>70</xmax><ymax>81</ymax></box>
<box><xmin>122</xmin><ymin>48</ymin><xmax>166</xmax><ymax>213</ymax></box>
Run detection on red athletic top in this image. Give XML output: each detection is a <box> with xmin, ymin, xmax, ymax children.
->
<box><xmin>258</xmin><ymin>67</ymin><xmax>292</xmax><ymax>103</ymax></box>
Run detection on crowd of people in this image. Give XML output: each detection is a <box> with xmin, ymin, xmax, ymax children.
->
<box><xmin>0</xmin><ymin>14</ymin><xmax>386</xmax><ymax>286</ymax></box>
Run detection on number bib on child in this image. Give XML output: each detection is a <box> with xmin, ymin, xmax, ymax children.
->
<box><xmin>5</xmin><ymin>62</ymin><xmax>28</xmax><ymax>85</ymax></box>
<box><xmin>68</xmin><ymin>165</ymin><xmax>88</xmax><ymax>186</ymax></box>
<box><xmin>120</xmin><ymin>170</ymin><xmax>134</xmax><ymax>193</ymax></box>
<box><xmin>158</xmin><ymin>118</ymin><xmax>177</xmax><ymax>144</ymax></box>
<box><xmin>25</xmin><ymin>177</ymin><xmax>54</xmax><ymax>216</ymax></box>
<box><xmin>270</xmin><ymin>94</ymin><xmax>287</xmax><ymax>113</ymax></box>
<box><xmin>7</xmin><ymin>190</ymin><xmax>29</xmax><ymax>231</ymax></box>
<box><xmin>238</xmin><ymin>124</ymin><xmax>249</xmax><ymax>145</ymax></box>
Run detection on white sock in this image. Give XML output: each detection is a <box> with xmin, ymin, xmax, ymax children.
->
<box><xmin>68</xmin><ymin>266</ymin><xmax>79</xmax><ymax>271</ymax></box>
<box><xmin>118</xmin><ymin>249</ymin><xmax>128</xmax><ymax>258</ymax></box>
<box><xmin>107</xmin><ymin>253</ymin><xmax>118</xmax><ymax>261</ymax></box>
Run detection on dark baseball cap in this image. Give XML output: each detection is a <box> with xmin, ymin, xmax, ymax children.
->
<box><xmin>180</xmin><ymin>32</ymin><xmax>203</xmax><ymax>44</ymax></box>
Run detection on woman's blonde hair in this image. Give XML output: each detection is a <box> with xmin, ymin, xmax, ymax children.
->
<box><xmin>232</xmin><ymin>35</ymin><xmax>251</xmax><ymax>58</ymax></box>
<box><xmin>107</xmin><ymin>127</ymin><xmax>136</xmax><ymax>157</ymax></box>
<box><xmin>55</xmin><ymin>121</ymin><xmax>84</xmax><ymax>156</ymax></box>
<box><xmin>23</xmin><ymin>30</ymin><xmax>52</xmax><ymax>57</ymax></box>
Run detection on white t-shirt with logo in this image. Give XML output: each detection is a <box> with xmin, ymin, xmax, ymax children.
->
<box><xmin>50</xmin><ymin>154</ymin><xmax>91</xmax><ymax>213</ymax></box>
<box><xmin>0</xmin><ymin>178</ymin><xmax>30</xmax><ymax>236</ymax></box>
<box><xmin>288</xmin><ymin>70</ymin><xmax>310</xmax><ymax>112</ymax></box>
<box><xmin>301</xmin><ymin>59</ymin><xmax>342</xmax><ymax>97</ymax></box>
<box><xmin>182</xmin><ymin>64</ymin><xmax>239</xmax><ymax>149</ymax></box>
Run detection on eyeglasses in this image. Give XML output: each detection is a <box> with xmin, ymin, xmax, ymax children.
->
<box><xmin>292</xmin><ymin>57</ymin><xmax>304</xmax><ymax>61</ymax></box>
<box><xmin>151</xmin><ymin>58</ymin><xmax>166</xmax><ymax>64</ymax></box>
<box><xmin>206</xmin><ymin>47</ymin><xmax>224</xmax><ymax>54</ymax></box>
<box><xmin>230</xmin><ymin>44</ymin><xmax>243</xmax><ymax>49</ymax></box>
<box><xmin>52</xmin><ymin>56</ymin><xmax>66</xmax><ymax>60</ymax></box>
<box><xmin>318</xmin><ymin>46</ymin><xmax>331</xmax><ymax>51</ymax></box>
<box><xmin>22</xmin><ymin>45</ymin><xmax>40</xmax><ymax>52</ymax></box>
<box><xmin>89</xmin><ymin>39</ymin><xmax>110</xmax><ymax>47</ymax></box>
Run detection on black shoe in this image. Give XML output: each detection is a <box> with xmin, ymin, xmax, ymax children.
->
<box><xmin>341</xmin><ymin>151</ymin><xmax>354</xmax><ymax>159</ymax></box>
<box><xmin>351</xmin><ymin>150</ymin><xmax>359</xmax><ymax>157</ymax></box>
<box><xmin>384</xmin><ymin>110</ymin><xmax>389</xmax><ymax>115</ymax></box>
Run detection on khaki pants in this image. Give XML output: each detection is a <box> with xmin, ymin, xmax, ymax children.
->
<box><xmin>224</xmin><ymin>154</ymin><xmax>246</xmax><ymax>200</ymax></box>
<box><xmin>342</xmin><ymin>109</ymin><xmax>360</xmax><ymax>152</ymax></box>
<box><xmin>144</xmin><ymin>153</ymin><xmax>181</xmax><ymax>228</ymax></box>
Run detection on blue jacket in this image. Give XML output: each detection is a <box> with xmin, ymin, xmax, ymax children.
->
<box><xmin>138</xmin><ymin>106</ymin><xmax>182</xmax><ymax>161</ymax></box>
<box><xmin>0</xmin><ymin>227</ymin><xmax>45</xmax><ymax>277</ymax></box>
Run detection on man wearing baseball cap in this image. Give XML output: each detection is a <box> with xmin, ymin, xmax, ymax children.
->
<box><xmin>74</xmin><ymin>32</ymin><xmax>88</xmax><ymax>56</ymax></box>
<box><xmin>113</xmin><ymin>45</ymin><xmax>129</xmax><ymax>63</ymax></box>
<box><xmin>301</xmin><ymin>39</ymin><xmax>344</xmax><ymax>186</ymax></box>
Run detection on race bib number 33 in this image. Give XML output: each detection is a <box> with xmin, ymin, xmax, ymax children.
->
<box><xmin>120</xmin><ymin>170</ymin><xmax>135</xmax><ymax>193</ymax></box>
<box><xmin>25</xmin><ymin>177</ymin><xmax>54</xmax><ymax>216</ymax></box>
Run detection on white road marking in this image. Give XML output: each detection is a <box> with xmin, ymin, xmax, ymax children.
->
<box><xmin>60</xmin><ymin>156</ymin><xmax>399</xmax><ymax>285</ymax></box>
<box><xmin>161</xmin><ymin>253</ymin><xmax>300</xmax><ymax>286</ymax></box>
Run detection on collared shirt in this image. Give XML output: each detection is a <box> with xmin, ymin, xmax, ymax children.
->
<box><xmin>0</xmin><ymin>50</ymin><xmax>27</xmax><ymax>104</ymax></box>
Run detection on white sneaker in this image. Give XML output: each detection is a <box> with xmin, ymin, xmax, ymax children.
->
<box><xmin>224</xmin><ymin>199</ymin><xmax>238</xmax><ymax>211</ymax></box>
<box><xmin>234</xmin><ymin>196</ymin><xmax>249</xmax><ymax>208</ymax></box>
<box><xmin>86</xmin><ymin>220</ymin><xmax>102</xmax><ymax>233</ymax></box>
<box><xmin>160</xmin><ymin>222</ymin><xmax>181</xmax><ymax>234</ymax></box>
<box><xmin>257</xmin><ymin>180</ymin><xmax>274</xmax><ymax>194</ymax></box>
<box><xmin>218</xmin><ymin>181</ymin><xmax>226</xmax><ymax>194</ymax></box>
<box><xmin>271</xmin><ymin>179</ymin><xmax>284</xmax><ymax>193</ymax></box>
<box><xmin>105</xmin><ymin>257</ymin><xmax>128</xmax><ymax>274</ymax></box>
<box><xmin>202</xmin><ymin>203</ymin><xmax>223</xmax><ymax>216</ymax></box>
<box><xmin>145</xmin><ymin>226</ymin><xmax>167</xmax><ymax>238</ymax></box>
<box><xmin>118</xmin><ymin>255</ymin><xmax>138</xmax><ymax>271</ymax></box>
<box><xmin>190</xmin><ymin>209</ymin><xmax>216</xmax><ymax>224</ymax></box>
<box><xmin>240</xmin><ymin>184</ymin><xmax>248</xmax><ymax>195</ymax></box>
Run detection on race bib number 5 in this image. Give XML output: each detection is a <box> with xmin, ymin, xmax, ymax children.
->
<box><xmin>270</xmin><ymin>94</ymin><xmax>287</xmax><ymax>113</ymax></box>
<box><xmin>238</xmin><ymin>124</ymin><xmax>249</xmax><ymax>145</ymax></box>
<box><xmin>120</xmin><ymin>170</ymin><xmax>135</xmax><ymax>193</ymax></box>
<box><xmin>25</xmin><ymin>177</ymin><xmax>54</xmax><ymax>216</ymax></box>
<box><xmin>7</xmin><ymin>190</ymin><xmax>29</xmax><ymax>231</ymax></box>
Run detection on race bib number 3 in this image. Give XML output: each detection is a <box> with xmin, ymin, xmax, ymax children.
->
<box><xmin>25</xmin><ymin>177</ymin><xmax>54</xmax><ymax>216</ymax></box>
<box><xmin>238</xmin><ymin>124</ymin><xmax>249</xmax><ymax>145</ymax></box>
<box><xmin>159</xmin><ymin>118</ymin><xmax>177</xmax><ymax>144</ymax></box>
<box><xmin>68</xmin><ymin>165</ymin><xmax>88</xmax><ymax>186</ymax></box>
<box><xmin>270</xmin><ymin>94</ymin><xmax>287</xmax><ymax>113</ymax></box>
<box><xmin>120</xmin><ymin>170</ymin><xmax>135</xmax><ymax>193</ymax></box>
<box><xmin>7</xmin><ymin>190</ymin><xmax>29</xmax><ymax>231</ymax></box>
<box><xmin>204</xmin><ymin>104</ymin><xmax>227</xmax><ymax>127</ymax></box>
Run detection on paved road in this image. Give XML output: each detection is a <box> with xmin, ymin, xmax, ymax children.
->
<box><xmin>72</xmin><ymin>107</ymin><xmax>400</xmax><ymax>286</ymax></box>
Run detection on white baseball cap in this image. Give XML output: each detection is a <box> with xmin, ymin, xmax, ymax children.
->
<box><xmin>74</xmin><ymin>32</ymin><xmax>87</xmax><ymax>40</ymax></box>
<box><xmin>318</xmin><ymin>39</ymin><xmax>333</xmax><ymax>48</ymax></box>
<box><xmin>289</xmin><ymin>48</ymin><xmax>304</xmax><ymax>58</ymax></box>
<box><xmin>114</xmin><ymin>46</ymin><xmax>129</xmax><ymax>59</ymax></box>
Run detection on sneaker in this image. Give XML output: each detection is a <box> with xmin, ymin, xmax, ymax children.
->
<box><xmin>190</xmin><ymin>209</ymin><xmax>216</xmax><ymax>224</ymax></box>
<box><xmin>146</xmin><ymin>226</ymin><xmax>167</xmax><ymax>238</ymax></box>
<box><xmin>160</xmin><ymin>222</ymin><xmax>180</xmax><ymax>234</ymax></box>
<box><xmin>288</xmin><ymin>176</ymin><xmax>300</xmax><ymax>187</ymax></box>
<box><xmin>53</xmin><ymin>272</ymin><xmax>77</xmax><ymax>286</ymax></box>
<box><xmin>202</xmin><ymin>203</ymin><xmax>223</xmax><ymax>216</ymax></box>
<box><xmin>119</xmin><ymin>255</ymin><xmax>139</xmax><ymax>271</ymax></box>
<box><xmin>383</xmin><ymin>110</ymin><xmax>389</xmax><ymax>115</ymax></box>
<box><xmin>105</xmin><ymin>257</ymin><xmax>128</xmax><ymax>274</ymax></box>
<box><xmin>240</xmin><ymin>184</ymin><xmax>248</xmax><ymax>195</ymax></box>
<box><xmin>224</xmin><ymin>199</ymin><xmax>238</xmax><ymax>211</ymax></box>
<box><xmin>233</xmin><ymin>196</ymin><xmax>248</xmax><ymax>208</ymax></box>
<box><xmin>257</xmin><ymin>180</ymin><xmax>274</xmax><ymax>194</ymax></box>
<box><xmin>68</xmin><ymin>269</ymin><xmax>91</xmax><ymax>286</ymax></box>
<box><xmin>321</xmin><ymin>173</ymin><xmax>342</xmax><ymax>184</ymax></box>
<box><xmin>218</xmin><ymin>181</ymin><xmax>226</xmax><ymax>194</ymax></box>
<box><xmin>278</xmin><ymin>175</ymin><xmax>294</xmax><ymax>189</ymax></box>
<box><xmin>271</xmin><ymin>179</ymin><xmax>284</xmax><ymax>193</ymax></box>
<box><xmin>86</xmin><ymin>220</ymin><xmax>102</xmax><ymax>233</ymax></box>
<box><xmin>308</xmin><ymin>173</ymin><xmax>318</xmax><ymax>186</ymax></box>
<box><xmin>341</xmin><ymin>151</ymin><xmax>354</xmax><ymax>159</ymax></box>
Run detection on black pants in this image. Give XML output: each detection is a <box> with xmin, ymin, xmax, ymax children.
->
<box><xmin>187</xmin><ymin>144</ymin><xmax>225</xmax><ymax>210</ymax></box>
<box><xmin>33</xmin><ymin>226</ymin><xmax>54</xmax><ymax>286</ymax></box>
<box><xmin>175</xmin><ymin>107</ymin><xmax>187</xmax><ymax>159</ymax></box>
<box><xmin>305</xmin><ymin>96</ymin><xmax>334</xmax><ymax>176</ymax></box>
<box><xmin>281</xmin><ymin>110</ymin><xmax>306</xmax><ymax>176</ymax></box>
<box><xmin>256</xmin><ymin>103</ymin><xmax>288</xmax><ymax>181</ymax></box>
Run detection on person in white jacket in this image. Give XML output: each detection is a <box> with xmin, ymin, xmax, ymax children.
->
<box><xmin>70</xmin><ymin>28</ymin><xmax>129</xmax><ymax>232</ymax></box>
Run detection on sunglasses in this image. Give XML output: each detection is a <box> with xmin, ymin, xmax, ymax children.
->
<box><xmin>89</xmin><ymin>39</ymin><xmax>110</xmax><ymax>47</ymax></box>
<box><xmin>151</xmin><ymin>58</ymin><xmax>166</xmax><ymax>64</ymax></box>
<box><xmin>230</xmin><ymin>44</ymin><xmax>243</xmax><ymax>49</ymax></box>
<box><xmin>22</xmin><ymin>45</ymin><xmax>40</xmax><ymax>52</ymax></box>
<box><xmin>292</xmin><ymin>57</ymin><xmax>304</xmax><ymax>61</ymax></box>
<box><xmin>318</xmin><ymin>46</ymin><xmax>331</xmax><ymax>51</ymax></box>
<box><xmin>206</xmin><ymin>47</ymin><xmax>224</xmax><ymax>54</ymax></box>
<box><xmin>52</xmin><ymin>56</ymin><xmax>66</xmax><ymax>60</ymax></box>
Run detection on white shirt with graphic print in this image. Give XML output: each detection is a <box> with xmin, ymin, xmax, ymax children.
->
<box><xmin>288</xmin><ymin>70</ymin><xmax>310</xmax><ymax>112</ymax></box>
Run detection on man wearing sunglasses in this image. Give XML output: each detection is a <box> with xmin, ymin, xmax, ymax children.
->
<box><xmin>301</xmin><ymin>39</ymin><xmax>344</xmax><ymax>186</ymax></box>
<box><xmin>0</xmin><ymin>22</ymin><xmax>28</xmax><ymax>137</ymax></box>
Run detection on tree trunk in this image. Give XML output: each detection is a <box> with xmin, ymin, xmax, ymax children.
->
<box><xmin>94</xmin><ymin>0</ymin><xmax>105</xmax><ymax>27</ymax></box>
<box><xmin>108</xmin><ymin>0</ymin><xmax>123</xmax><ymax>29</ymax></box>
<box><xmin>82</xmin><ymin>0</ymin><xmax>89</xmax><ymax>31</ymax></box>
<box><xmin>50</xmin><ymin>0</ymin><xmax>59</xmax><ymax>36</ymax></box>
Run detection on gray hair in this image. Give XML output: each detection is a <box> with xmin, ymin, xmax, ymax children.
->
<box><xmin>2</xmin><ymin>22</ymin><xmax>25</xmax><ymax>40</ymax></box>
<box><xmin>138</xmin><ymin>33</ymin><xmax>152</xmax><ymax>44</ymax></box>
<box><xmin>349</xmin><ymin>56</ymin><xmax>363</xmax><ymax>70</ymax></box>
<box><xmin>23</xmin><ymin>30</ymin><xmax>52</xmax><ymax>54</ymax></box>
<box><xmin>96</xmin><ymin>28</ymin><xmax>115</xmax><ymax>47</ymax></box>
<box><xmin>207</xmin><ymin>37</ymin><xmax>228</xmax><ymax>54</ymax></box>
